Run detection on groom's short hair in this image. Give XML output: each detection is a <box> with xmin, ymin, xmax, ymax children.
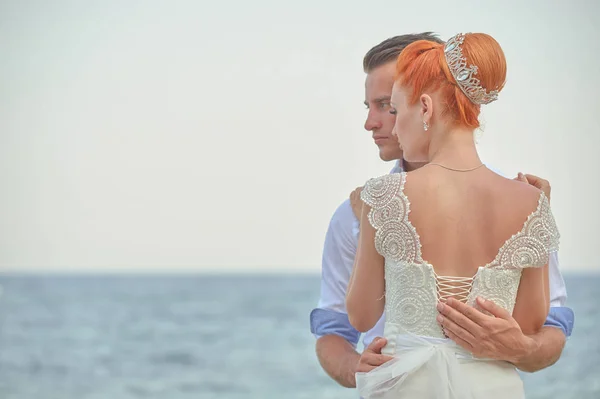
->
<box><xmin>363</xmin><ymin>32</ymin><xmax>444</xmax><ymax>73</ymax></box>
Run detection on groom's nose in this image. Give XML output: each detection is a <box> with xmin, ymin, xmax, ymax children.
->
<box><xmin>364</xmin><ymin>111</ymin><xmax>382</xmax><ymax>131</ymax></box>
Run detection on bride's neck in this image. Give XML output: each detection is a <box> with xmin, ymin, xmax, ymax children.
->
<box><xmin>427</xmin><ymin>125</ymin><xmax>481</xmax><ymax>167</ymax></box>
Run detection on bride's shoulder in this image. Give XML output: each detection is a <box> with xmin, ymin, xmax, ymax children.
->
<box><xmin>494</xmin><ymin>175</ymin><xmax>546</xmax><ymax>216</ymax></box>
<box><xmin>501</xmin><ymin>175</ymin><xmax>542</xmax><ymax>199</ymax></box>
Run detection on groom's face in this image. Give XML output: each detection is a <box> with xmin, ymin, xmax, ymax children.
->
<box><xmin>364</xmin><ymin>61</ymin><xmax>403</xmax><ymax>162</ymax></box>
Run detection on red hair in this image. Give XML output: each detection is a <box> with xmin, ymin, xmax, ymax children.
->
<box><xmin>395</xmin><ymin>33</ymin><xmax>506</xmax><ymax>129</ymax></box>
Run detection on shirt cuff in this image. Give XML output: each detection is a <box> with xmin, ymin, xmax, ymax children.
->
<box><xmin>310</xmin><ymin>308</ymin><xmax>360</xmax><ymax>346</ymax></box>
<box><xmin>544</xmin><ymin>306</ymin><xmax>574</xmax><ymax>337</ymax></box>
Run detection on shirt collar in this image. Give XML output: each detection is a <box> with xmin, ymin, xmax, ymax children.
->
<box><xmin>389</xmin><ymin>159</ymin><xmax>404</xmax><ymax>174</ymax></box>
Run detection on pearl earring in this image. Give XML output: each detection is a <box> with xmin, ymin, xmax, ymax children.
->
<box><xmin>423</xmin><ymin>122</ymin><xmax>429</xmax><ymax>131</ymax></box>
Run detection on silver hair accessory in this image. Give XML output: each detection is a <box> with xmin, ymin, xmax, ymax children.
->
<box><xmin>444</xmin><ymin>33</ymin><xmax>499</xmax><ymax>105</ymax></box>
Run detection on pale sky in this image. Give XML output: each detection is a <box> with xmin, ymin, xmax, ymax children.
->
<box><xmin>1</xmin><ymin>0</ymin><xmax>598</xmax><ymax>273</ymax></box>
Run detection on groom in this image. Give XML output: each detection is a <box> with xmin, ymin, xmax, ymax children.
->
<box><xmin>310</xmin><ymin>32</ymin><xmax>574</xmax><ymax>388</ymax></box>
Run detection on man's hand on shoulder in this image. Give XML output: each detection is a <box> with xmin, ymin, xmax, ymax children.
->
<box><xmin>350</xmin><ymin>186</ymin><xmax>364</xmax><ymax>221</ymax></box>
<box><xmin>515</xmin><ymin>172</ymin><xmax>551</xmax><ymax>201</ymax></box>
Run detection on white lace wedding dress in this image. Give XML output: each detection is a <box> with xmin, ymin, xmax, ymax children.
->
<box><xmin>356</xmin><ymin>173</ymin><xmax>560</xmax><ymax>399</ymax></box>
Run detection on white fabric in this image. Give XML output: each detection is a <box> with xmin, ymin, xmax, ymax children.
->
<box><xmin>356</xmin><ymin>324</ymin><xmax>524</xmax><ymax>398</ymax></box>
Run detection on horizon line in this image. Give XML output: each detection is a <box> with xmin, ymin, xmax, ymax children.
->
<box><xmin>1</xmin><ymin>268</ymin><xmax>599</xmax><ymax>277</ymax></box>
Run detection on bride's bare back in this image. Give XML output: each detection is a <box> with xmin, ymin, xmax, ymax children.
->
<box><xmin>405</xmin><ymin>166</ymin><xmax>543</xmax><ymax>278</ymax></box>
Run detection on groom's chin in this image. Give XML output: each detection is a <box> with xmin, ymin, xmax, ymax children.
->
<box><xmin>378</xmin><ymin>147</ymin><xmax>402</xmax><ymax>162</ymax></box>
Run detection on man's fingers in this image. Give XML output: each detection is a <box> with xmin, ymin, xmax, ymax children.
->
<box><xmin>526</xmin><ymin>174</ymin><xmax>550</xmax><ymax>193</ymax></box>
<box><xmin>514</xmin><ymin>172</ymin><xmax>551</xmax><ymax>200</ymax></box>
<box><xmin>476</xmin><ymin>297</ymin><xmax>512</xmax><ymax>320</ymax></box>
<box><xmin>363</xmin><ymin>353</ymin><xmax>394</xmax><ymax>366</ymax></box>
<box><xmin>524</xmin><ymin>173</ymin><xmax>543</xmax><ymax>185</ymax></box>
<box><xmin>349</xmin><ymin>186</ymin><xmax>364</xmax><ymax>219</ymax></box>
<box><xmin>443</xmin><ymin>326</ymin><xmax>474</xmax><ymax>352</ymax></box>
<box><xmin>524</xmin><ymin>173</ymin><xmax>551</xmax><ymax>198</ymax></box>
<box><xmin>357</xmin><ymin>364</ymin><xmax>377</xmax><ymax>373</ymax></box>
<box><xmin>524</xmin><ymin>174</ymin><xmax>546</xmax><ymax>190</ymax></box>
<box><xmin>436</xmin><ymin>313</ymin><xmax>476</xmax><ymax>346</ymax></box>
<box><xmin>349</xmin><ymin>187</ymin><xmax>362</xmax><ymax>202</ymax></box>
<box><xmin>357</xmin><ymin>357</ymin><xmax>393</xmax><ymax>373</ymax></box>
<box><xmin>514</xmin><ymin>172</ymin><xmax>528</xmax><ymax>183</ymax></box>
<box><xmin>441</xmin><ymin>298</ymin><xmax>488</xmax><ymax>328</ymax></box>
<box><xmin>516</xmin><ymin>172</ymin><xmax>548</xmax><ymax>187</ymax></box>
<box><xmin>350</xmin><ymin>186</ymin><xmax>363</xmax><ymax>198</ymax></box>
<box><xmin>365</xmin><ymin>337</ymin><xmax>387</xmax><ymax>353</ymax></box>
<box><xmin>360</xmin><ymin>337</ymin><xmax>392</xmax><ymax>367</ymax></box>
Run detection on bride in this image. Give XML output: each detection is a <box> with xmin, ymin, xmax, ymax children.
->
<box><xmin>346</xmin><ymin>32</ymin><xmax>559</xmax><ymax>398</ymax></box>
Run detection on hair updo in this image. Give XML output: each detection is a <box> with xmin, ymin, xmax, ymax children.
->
<box><xmin>395</xmin><ymin>33</ymin><xmax>507</xmax><ymax>129</ymax></box>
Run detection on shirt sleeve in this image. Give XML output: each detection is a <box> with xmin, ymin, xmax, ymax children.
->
<box><xmin>544</xmin><ymin>251</ymin><xmax>574</xmax><ymax>336</ymax></box>
<box><xmin>310</xmin><ymin>199</ymin><xmax>361</xmax><ymax>346</ymax></box>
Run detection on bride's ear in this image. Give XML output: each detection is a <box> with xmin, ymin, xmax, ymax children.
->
<box><xmin>419</xmin><ymin>94</ymin><xmax>433</xmax><ymax>125</ymax></box>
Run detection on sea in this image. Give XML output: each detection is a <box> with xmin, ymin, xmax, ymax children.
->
<box><xmin>0</xmin><ymin>273</ymin><xmax>598</xmax><ymax>399</ymax></box>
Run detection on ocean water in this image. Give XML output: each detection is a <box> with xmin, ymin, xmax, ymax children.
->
<box><xmin>0</xmin><ymin>273</ymin><xmax>598</xmax><ymax>399</ymax></box>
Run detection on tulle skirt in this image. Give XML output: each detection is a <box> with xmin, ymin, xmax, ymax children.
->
<box><xmin>356</xmin><ymin>329</ymin><xmax>524</xmax><ymax>399</ymax></box>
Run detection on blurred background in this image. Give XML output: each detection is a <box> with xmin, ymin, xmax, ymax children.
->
<box><xmin>1</xmin><ymin>0</ymin><xmax>598</xmax><ymax>398</ymax></box>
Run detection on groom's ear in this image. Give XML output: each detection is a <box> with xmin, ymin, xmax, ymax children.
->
<box><xmin>419</xmin><ymin>94</ymin><xmax>433</xmax><ymax>122</ymax></box>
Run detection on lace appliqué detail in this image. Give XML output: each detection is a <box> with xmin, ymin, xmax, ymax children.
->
<box><xmin>467</xmin><ymin>268</ymin><xmax>522</xmax><ymax>314</ymax></box>
<box><xmin>363</xmin><ymin>174</ymin><xmax>442</xmax><ymax>337</ymax></box>
<box><xmin>485</xmin><ymin>193</ymin><xmax>560</xmax><ymax>270</ymax></box>
<box><xmin>384</xmin><ymin>262</ymin><xmax>442</xmax><ymax>338</ymax></box>
<box><xmin>361</xmin><ymin>174</ymin><xmax>421</xmax><ymax>264</ymax></box>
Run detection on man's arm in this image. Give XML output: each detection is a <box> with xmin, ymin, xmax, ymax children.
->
<box><xmin>315</xmin><ymin>334</ymin><xmax>393</xmax><ymax>388</ymax></box>
<box><xmin>512</xmin><ymin>325</ymin><xmax>566</xmax><ymax>372</ymax></box>
<box><xmin>437</xmin><ymin>297</ymin><xmax>568</xmax><ymax>372</ymax></box>
<box><xmin>315</xmin><ymin>335</ymin><xmax>360</xmax><ymax>388</ymax></box>
<box><xmin>310</xmin><ymin>200</ymin><xmax>362</xmax><ymax>387</ymax></box>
